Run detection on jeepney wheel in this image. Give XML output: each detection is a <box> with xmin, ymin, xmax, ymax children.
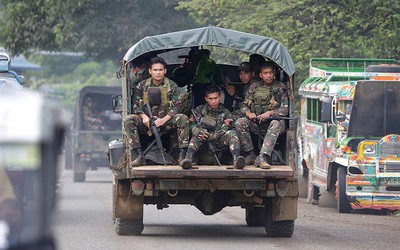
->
<box><xmin>114</xmin><ymin>218</ymin><xmax>144</xmax><ymax>235</ymax></box>
<box><xmin>264</xmin><ymin>202</ymin><xmax>294</xmax><ymax>237</ymax></box>
<box><xmin>337</xmin><ymin>167</ymin><xmax>351</xmax><ymax>213</ymax></box>
<box><xmin>73</xmin><ymin>154</ymin><xmax>86</xmax><ymax>182</ymax></box>
<box><xmin>245</xmin><ymin>206</ymin><xmax>265</xmax><ymax>227</ymax></box>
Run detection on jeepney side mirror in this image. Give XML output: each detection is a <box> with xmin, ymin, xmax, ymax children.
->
<box><xmin>18</xmin><ymin>75</ymin><xmax>26</xmax><ymax>85</ymax></box>
<box><xmin>112</xmin><ymin>95</ymin><xmax>123</xmax><ymax>113</ymax></box>
<box><xmin>320</xmin><ymin>96</ymin><xmax>332</xmax><ymax>122</ymax></box>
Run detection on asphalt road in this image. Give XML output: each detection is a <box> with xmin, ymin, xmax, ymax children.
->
<box><xmin>53</xmin><ymin>168</ymin><xmax>400</xmax><ymax>250</ymax></box>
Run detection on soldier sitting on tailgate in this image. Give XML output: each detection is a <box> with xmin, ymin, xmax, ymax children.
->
<box><xmin>82</xmin><ymin>97</ymin><xmax>106</xmax><ymax>130</ymax></box>
<box><xmin>180</xmin><ymin>85</ymin><xmax>245</xmax><ymax>170</ymax></box>
<box><xmin>124</xmin><ymin>56</ymin><xmax>190</xmax><ymax>167</ymax></box>
<box><xmin>235</xmin><ymin>61</ymin><xmax>289</xmax><ymax>169</ymax></box>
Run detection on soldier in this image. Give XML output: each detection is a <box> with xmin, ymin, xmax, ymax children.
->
<box><xmin>249</xmin><ymin>54</ymin><xmax>266</xmax><ymax>81</ymax></box>
<box><xmin>124</xmin><ymin>56</ymin><xmax>190</xmax><ymax>167</ymax></box>
<box><xmin>235</xmin><ymin>61</ymin><xmax>289</xmax><ymax>168</ymax></box>
<box><xmin>82</xmin><ymin>97</ymin><xmax>105</xmax><ymax>130</ymax></box>
<box><xmin>224</xmin><ymin>62</ymin><xmax>255</xmax><ymax>116</ymax></box>
<box><xmin>180</xmin><ymin>85</ymin><xmax>245</xmax><ymax>170</ymax></box>
<box><xmin>130</xmin><ymin>57</ymin><xmax>150</xmax><ymax>90</ymax></box>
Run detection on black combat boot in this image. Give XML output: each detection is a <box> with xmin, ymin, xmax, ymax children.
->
<box><xmin>178</xmin><ymin>148</ymin><xmax>187</xmax><ymax>164</ymax></box>
<box><xmin>245</xmin><ymin>149</ymin><xmax>257</xmax><ymax>165</ymax></box>
<box><xmin>180</xmin><ymin>148</ymin><xmax>194</xmax><ymax>169</ymax></box>
<box><xmin>257</xmin><ymin>153</ymin><xmax>270</xmax><ymax>169</ymax></box>
<box><xmin>232</xmin><ymin>150</ymin><xmax>245</xmax><ymax>169</ymax></box>
<box><xmin>131</xmin><ymin>148</ymin><xmax>144</xmax><ymax>168</ymax></box>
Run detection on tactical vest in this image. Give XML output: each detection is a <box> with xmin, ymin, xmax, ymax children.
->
<box><xmin>200</xmin><ymin>105</ymin><xmax>225</xmax><ymax>132</ymax></box>
<box><xmin>142</xmin><ymin>78</ymin><xmax>172</xmax><ymax>117</ymax></box>
<box><xmin>250</xmin><ymin>85</ymin><xmax>273</xmax><ymax>115</ymax></box>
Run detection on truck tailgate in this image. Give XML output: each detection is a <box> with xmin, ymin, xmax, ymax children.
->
<box><xmin>130</xmin><ymin>165</ymin><xmax>294</xmax><ymax>179</ymax></box>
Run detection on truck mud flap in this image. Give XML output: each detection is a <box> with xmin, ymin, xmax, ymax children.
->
<box><xmin>270</xmin><ymin>196</ymin><xmax>297</xmax><ymax>221</ymax></box>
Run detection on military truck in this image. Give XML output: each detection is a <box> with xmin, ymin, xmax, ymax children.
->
<box><xmin>109</xmin><ymin>26</ymin><xmax>298</xmax><ymax>236</ymax></box>
<box><xmin>67</xmin><ymin>86</ymin><xmax>122</xmax><ymax>182</ymax></box>
<box><xmin>298</xmin><ymin>58</ymin><xmax>400</xmax><ymax>212</ymax></box>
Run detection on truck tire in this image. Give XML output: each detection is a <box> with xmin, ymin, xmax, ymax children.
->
<box><xmin>112</xmin><ymin>183</ymin><xmax>116</xmax><ymax>223</ymax></box>
<box><xmin>265</xmin><ymin>203</ymin><xmax>294</xmax><ymax>237</ymax></box>
<box><xmin>73</xmin><ymin>154</ymin><xmax>87</xmax><ymax>182</ymax></box>
<box><xmin>245</xmin><ymin>206</ymin><xmax>265</xmax><ymax>227</ymax></box>
<box><xmin>337</xmin><ymin>167</ymin><xmax>351</xmax><ymax>213</ymax></box>
<box><xmin>64</xmin><ymin>140</ymin><xmax>73</xmax><ymax>169</ymax></box>
<box><xmin>265</xmin><ymin>220</ymin><xmax>294</xmax><ymax>237</ymax></box>
<box><xmin>114</xmin><ymin>218</ymin><xmax>144</xmax><ymax>235</ymax></box>
<box><xmin>73</xmin><ymin>172</ymin><xmax>86</xmax><ymax>182</ymax></box>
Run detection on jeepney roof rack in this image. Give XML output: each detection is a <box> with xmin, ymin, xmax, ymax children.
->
<box><xmin>309</xmin><ymin>58</ymin><xmax>397</xmax><ymax>80</ymax></box>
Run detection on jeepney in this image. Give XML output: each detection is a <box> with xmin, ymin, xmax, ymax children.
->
<box><xmin>298</xmin><ymin>58</ymin><xmax>400</xmax><ymax>213</ymax></box>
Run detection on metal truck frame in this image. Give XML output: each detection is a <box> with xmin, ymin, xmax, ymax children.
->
<box><xmin>298</xmin><ymin>58</ymin><xmax>400</xmax><ymax>213</ymax></box>
<box><xmin>109</xmin><ymin>26</ymin><xmax>298</xmax><ymax>236</ymax></box>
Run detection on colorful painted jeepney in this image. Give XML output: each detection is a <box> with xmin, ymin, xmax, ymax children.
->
<box><xmin>298</xmin><ymin>58</ymin><xmax>400</xmax><ymax>213</ymax></box>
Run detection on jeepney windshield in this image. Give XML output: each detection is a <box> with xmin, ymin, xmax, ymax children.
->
<box><xmin>348</xmin><ymin>81</ymin><xmax>400</xmax><ymax>137</ymax></box>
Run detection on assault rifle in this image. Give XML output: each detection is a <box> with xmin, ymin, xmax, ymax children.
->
<box><xmin>191</xmin><ymin>109</ymin><xmax>221</xmax><ymax>166</ymax></box>
<box><xmin>252</xmin><ymin>115</ymin><xmax>292</xmax><ymax>124</ymax></box>
<box><xmin>144</xmin><ymin>103</ymin><xmax>166</xmax><ymax>165</ymax></box>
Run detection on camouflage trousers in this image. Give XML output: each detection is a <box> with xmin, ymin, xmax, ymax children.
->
<box><xmin>188</xmin><ymin>130</ymin><xmax>240</xmax><ymax>155</ymax></box>
<box><xmin>235</xmin><ymin>117</ymin><xmax>285</xmax><ymax>156</ymax></box>
<box><xmin>124</xmin><ymin>114</ymin><xmax>189</xmax><ymax>150</ymax></box>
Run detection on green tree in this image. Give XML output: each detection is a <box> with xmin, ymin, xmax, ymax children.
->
<box><xmin>0</xmin><ymin>0</ymin><xmax>197</xmax><ymax>60</ymax></box>
<box><xmin>178</xmin><ymin>0</ymin><xmax>400</xmax><ymax>83</ymax></box>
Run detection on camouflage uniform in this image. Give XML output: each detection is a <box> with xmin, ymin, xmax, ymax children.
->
<box><xmin>82</xmin><ymin>105</ymin><xmax>104</xmax><ymax>130</ymax></box>
<box><xmin>124</xmin><ymin>77</ymin><xmax>189</xmax><ymax>150</ymax></box>
<box><xmin>235</xmin><ymin>79</ymin><xmax>289</xmax><ymax>156</ymax></box>
<box><xmin>230</xmin><ymin>83</ymin><xmax>252</xmax><ymax>119</ymax></box>
<box><xmin>188</xmin><ymin>103</ymin><xmax>240</xmax><ymax>154</ymax></box>
<box><xmin>130</xmin><ymin>68</ymin><xmax>149</xmax><ymax>90</ymax></box>
<box><xmin>180</xmin><ymin>102</ymin><xmax>244</xmax><ymax>169</ymax></box>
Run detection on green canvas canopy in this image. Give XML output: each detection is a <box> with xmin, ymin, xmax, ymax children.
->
<box><xmin>123</xmin><ymin>26</ymin><xmax>295</xmax><ymax>77</ymax></box>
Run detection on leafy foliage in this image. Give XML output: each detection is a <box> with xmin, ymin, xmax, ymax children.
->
<box><xmin>0</xmin><ymin>0</ymin><xmax>197</xmax><ymax>60</ymax></box>
<box><xmin>178</xmin><ymin>0</ymin><xmax>400</xmax><ymax>83</ymax></box>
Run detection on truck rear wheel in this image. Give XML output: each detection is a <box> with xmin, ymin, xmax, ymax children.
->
<box><xmin>265</xmin><ymin>203</ymin><xmax>294</xmax><ymax>237</ymax></box>
<box><xmin>73</xmin><ymin>154</ymin><xmax>87</xmax><ymax>182</ymax></box>
<box><xmin>64</xmin><ymin>138</ymin><xmax>73</xmax><ymax>169</ymax></box>
<box><xmin>265</xmin><ymin>220</ymin><xmax>294</xmax><ymax>237</ymax></box>
<box><xmin>337</xmin><ymin>167</ymin><xmax>351</xmax><ymax>213</ymax></box>
<box><xmin>114</xmin><ymin>218</ymin><xmax>144</xmax><ymax>235</ymax></box>
<box><xmin>73</xmin><ymin>172</ymin><xmax>86</xmax><ymax>182</ymax></box>
<box><xmin>245</xmin><ymin>206</ymin><xmax>265</xmax><ymax>227</ymax></box>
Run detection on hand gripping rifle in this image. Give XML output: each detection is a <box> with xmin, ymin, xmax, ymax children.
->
<box><xmin>191</xmin><ymin>109</ymin><xmax>221</xmax><ymax>166</ymax></box>
<box><xmin>144</xmin><ymin>102</ymin><xmax>167</xmax><ymax>165</ymax></box>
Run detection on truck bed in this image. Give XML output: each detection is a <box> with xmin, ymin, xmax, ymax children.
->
<box><xmin>130</xmin><ymin>165</ymin><xmax>294</xmax><ymax>179</ymax></box>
